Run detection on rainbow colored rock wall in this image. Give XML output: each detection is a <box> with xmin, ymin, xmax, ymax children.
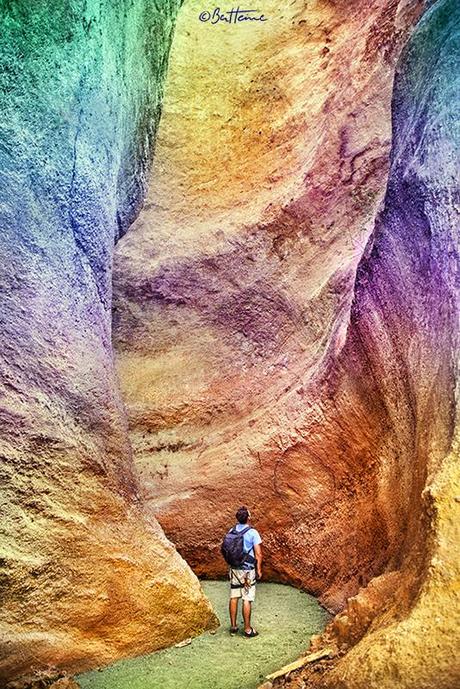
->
<box><xmin>1</xmin><ymin>0</ymin><xmax>459</xmax><ymax>687</ymax></box>
<box><xmin>113</xmin><ymin>0</ymin><xmax>459</xmax><ymax>687</ymax></box>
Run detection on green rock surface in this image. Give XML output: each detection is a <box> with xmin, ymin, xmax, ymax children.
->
<box><xmin>78</xmin><ymin>581</ymin><xmax>329</xmax><ymax>689</ymax></box>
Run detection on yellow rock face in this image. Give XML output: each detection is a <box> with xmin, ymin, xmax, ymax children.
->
<box><xmin>325</xmin><ymin>446</ymin><xmax>460</xmax><ymax>689</ymax></box>
<box><xmin>2</xmin><ymin>489</ymin><xmax>216</xmax><ymax>680</ymax></box>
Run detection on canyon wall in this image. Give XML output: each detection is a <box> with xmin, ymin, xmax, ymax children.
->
<box><xmin>113</xmin><ymin>0</ymin><xmax>429</xmax><ymax>608</ymax></box>
<box><xmin>2</xmin><ymin>0</ymin><xmax>456</xmax><ymax>687</ymax></box>
<box><xmin>280</xmin><ymin>1</ymin><xmax>460</xmax><ymax>686</ymax></box>
<box><xmin>0</xmin><ymin>1</ymin><xmax>216</xmax><ymax>683</ymax></box>
<box><xmin>113</xmin><ymin>0</ymin><xmax>459</xmax><ymax>686</ymax></box>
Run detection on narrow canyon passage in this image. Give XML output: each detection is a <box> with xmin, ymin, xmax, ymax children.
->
<box><xmin>113</xmin><ymin>1</ymin><xmax>460</xmax><ymax>688</ymax></box>
<box><xmin>113</xmin><ymin>0</ymin><xmax>428</xmax><ymax>608</ymax></box>
<box><xmin>0</xmin><ymin>1</ymin><xmax>458</xmax><ymax>689</ymax></box>
<box><xmin>77</xmin><ymin>582</ymin><xmax>330</xmax><ymax>689</ymax></box>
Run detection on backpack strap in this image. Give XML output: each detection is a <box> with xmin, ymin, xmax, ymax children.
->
<box><xmin>229</xmin><ymin>525</ymin><xmax>251</xmax><ymax>535</ymax></box>
<box><xmin>237</xmin><ymin>525</ymin><xmax>255</xmax><ymax>566</ymax></box>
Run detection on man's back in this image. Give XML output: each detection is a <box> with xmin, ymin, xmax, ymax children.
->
<box><xmin>227</xmin><ymin>507</ymin><xmax>263</xmax><ymax>637</ymax></box>
<box><xmin>234</xmin><ymin>522</ymin><xmax>261</xmax><ymax>570</ymax></box>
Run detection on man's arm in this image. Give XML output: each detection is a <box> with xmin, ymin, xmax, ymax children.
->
<box><xmin>254</xmin><ymin>543</ymin><xmax>263</xmax><ymax>579</ymax></box>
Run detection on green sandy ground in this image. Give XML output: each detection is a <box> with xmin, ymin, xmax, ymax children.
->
<box><xmin>78</xmin><ymin>580</ymin><xmax>329</xmax><ymax>689</ymax></box>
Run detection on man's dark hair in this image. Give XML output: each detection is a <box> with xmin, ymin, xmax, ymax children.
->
<box><xmin>236</xmin><ymin>506</ymin><xmax>249</xmax><ymax>524</ymax></box>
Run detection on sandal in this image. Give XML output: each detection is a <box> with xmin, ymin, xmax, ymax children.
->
<box><xmin>230</xmin><ymin>626</ymin><xmax>238</xmax><ymax>635</ymax></box>
<box><xmin>244</xmin><ymin>628</ymin><xmax>259</xmax><ymax>638</ymax></box>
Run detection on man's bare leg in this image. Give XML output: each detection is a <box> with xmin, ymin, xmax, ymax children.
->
<box><xmin>243</xmin><ymin>600</ymin><xmax>252</xmax><ymax>632</ymax></box>
<box><xmin>229</xmin><ymin>597</ymin><xmax>239</xmax><ymax>628</ymax></box>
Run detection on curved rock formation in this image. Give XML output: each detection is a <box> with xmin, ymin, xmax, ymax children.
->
<box><xmin>302</xmin><ymin>1</ymin><xmax>460</xmax><ymax>685</ymax></box>
<box><xmin>113</xmin><ymin>0</ymin><xmax>459</xmax><ymax>687</ymax></box>
<box><xmin>0</xmin><ymin>1</ymin><xmax>216</xmax><ymax>683</ymax></box>
<box><xmin>113</xmin><ymin>0</ymin><xmax>427</xmax><ymax>606</ymax></box>
<box><xmin>274</xmin><ymin>1</ymin><xmax>460</xmax><ymax>686</ymax></box>
<box><xmin>3</xmin><ymin>0</ymin><xmax>457</xmax><ymax>686</ymax></box>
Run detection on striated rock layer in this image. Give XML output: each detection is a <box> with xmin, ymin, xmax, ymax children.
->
<box><xmin>113</xmin><ymin>0</ymin><xmax>428</xmax><ymax>607</ymax></box>
<box><xmin>114</xmin><ymin>0</ymin><xmax>459</xmax><ymax>687</ymax></box>
<box><xmin>0</xmin><ymin>1</ymin><xmax>216</xmax><ymax>683</ymax></box>
<box><xmin>276</xmin><ymin>1</ymin><xmax>460</xmax><ymax>687</ymax></box>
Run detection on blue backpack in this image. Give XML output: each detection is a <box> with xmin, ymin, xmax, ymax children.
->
<box><xmin>221</xmin><ymin>525</ymin><xmax>253</xmax><ymax>567</ymax></box>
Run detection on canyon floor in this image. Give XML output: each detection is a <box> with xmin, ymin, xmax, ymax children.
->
<box><xmin>77</xmin><ymin>581</ymin><xmax>329</xmax><ymax>689</ymax></box>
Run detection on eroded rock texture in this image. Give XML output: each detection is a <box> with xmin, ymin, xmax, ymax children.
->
<box><xmin>301</xmin><ymin>1</ymin><xmax>460</xmax><ymax>685</ymax></box>
<box><xmin>113</xmin><ymin>0</ymin><xmax>426</xmax><ymax>605</ymax></box>
<box><xmin>113</xmin><ymin>0</ymin><xmax>459</xmax><ymax>686</ymax></box>
<box><xmin>0</xmin><ymin>1</ymin><xmax>216</xmax><ymax>683</ymax></box>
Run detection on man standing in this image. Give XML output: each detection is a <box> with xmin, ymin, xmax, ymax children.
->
<box><xmin>224</xmin><ymin>506</ymin><xmax>262</xmax><ymax>637</ymax></box>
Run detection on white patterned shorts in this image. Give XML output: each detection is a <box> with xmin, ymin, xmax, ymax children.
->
<box><xmin>229</xmin><ymin>568</ymin><xmax>256</xmax><ymax>602</ymax></box>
